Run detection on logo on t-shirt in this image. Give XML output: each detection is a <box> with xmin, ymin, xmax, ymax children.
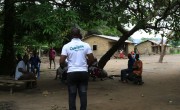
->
<box><xmin>70</xmin><ymin>45</ymin><xmax>84</xmax><ymax>51</ymax></box>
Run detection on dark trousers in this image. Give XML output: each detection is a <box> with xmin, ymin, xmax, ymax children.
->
<box><xmin>121</xmin><ymin>69</ymin><xmax>129</xmax><ymax>81</ymax></box>
<box><xmin>31</xmin><ymin>65</ymin><xmax>40</xmax><ymax>74</ymax></box>
<box><xmin>131</xmin><ymin>74</ymin><xmax>143</xmax><ymax>84</ymax></box>
<box><xmin>49</xmin><ymin>58</ymin><xmax>55</xmax><ymax>69</ymax></box>
<box><xmin>67</xmin><ymin>71</ymin><xmax>89</xmax><ymax>110</ymax></box>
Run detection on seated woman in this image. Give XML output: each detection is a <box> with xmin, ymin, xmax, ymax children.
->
<box><xmin>131</xmin><ymin>54</ymin><xmax>144</xmax><ymax>85</ymax></box>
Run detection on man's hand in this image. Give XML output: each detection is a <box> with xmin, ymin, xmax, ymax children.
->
<box><xmin>133</xmin><ymin>66</ymin><xmax>138</xmax><ymax>70</ymax></box>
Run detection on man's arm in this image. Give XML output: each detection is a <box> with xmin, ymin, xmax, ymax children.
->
<box><xmin>60</xmin><ymin>55</ymin><xmax>67</xmax><ymax>68</ymax></box>
<box><xmin>87</xmin><ymin>53</ymin><xmax>94</xmax><ymax>66</ymax></box>
<box><xmin>18</xmin><ymin>68</ymin><xmax>29</xmax><ymax>74</ymax></box>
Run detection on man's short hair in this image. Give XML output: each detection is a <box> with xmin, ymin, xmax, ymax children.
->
<box><xmin>17</xmin><ymin>54</ymin><xmax>22</xmax><ymax>59</ymax></box>
<box><xmin>23</xmin><ymin>54</ymin><xmax>29</xmax><ymax>61</ymax></box>
<box><xmin>71</xmin><ymin>27</ymin><xmax>82</xmax><ymax>39</ymax></box>
<box><xmin>135</xmin><ymin>54</ymin><xmax>139</xmax><ymax>59</ymax></box>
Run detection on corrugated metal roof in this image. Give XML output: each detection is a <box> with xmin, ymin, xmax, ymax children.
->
<box><xmin>87</xmin><ymin>34</ymin><xmax>133</xmax><ymax>43</ymax></box>
<box><xmin>148</xmin><ymin>40</ymin><xmax>159</xmax><ymax>44</ymax></box>
<box><xmin>136</xmin><ymin>40</ymin><xmax>159</xmax><ymax>46</ymax></box>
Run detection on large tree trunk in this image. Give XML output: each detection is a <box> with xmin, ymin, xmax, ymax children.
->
<box><xmin>158</xmin><ymin>45</ymin><xmax>165</xmax><ymax>63</ymax></box>
<box><xmin>158</xmin><ymin>31</ymin><xmax>172</xmax><ymax>63</ymax></box>
<box><xmin>0</xmin><ymin>0</ymin><xmax>15</xmax><ymax>75</ymax></box>
<box><xmin>159</xmin><ymin>39</ymin><xmax>168</xmax><ymax>63</ymax></box>
<box><xmin>158</xmin><ymin>36</ymin><xmax>164</xmax><ymax>63</ymax></box>
<box><xmin>98</xmin><ymin>26</ymin><xmax>139</xmax><ymax>69</ymax></box>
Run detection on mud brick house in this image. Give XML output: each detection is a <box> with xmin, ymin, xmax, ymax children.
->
<box><xmin>135</xmin><ymin>40</ymin><xmax>171</xmax><ymax>55</ymax></box>
<box><xmin>82</xmin><ymin>34</ymin><xmax>135</xmax><ymax>58</ymax></box>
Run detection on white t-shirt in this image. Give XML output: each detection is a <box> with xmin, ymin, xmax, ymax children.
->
<box><xmin>15</xmin><ymin>60</ymin><xmax>26</xmax><ymax>80</ymax></box>
<box><xmin>61</xmin><ymin>38</ymin><xmax>92</xmax><ymax>73</ymax></box>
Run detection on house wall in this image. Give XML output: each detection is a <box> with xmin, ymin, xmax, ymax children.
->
<box><xmin>128</xmin><ymin>44</ymin><xmax>135</xmax><ymax>53</ymax></box>
<box><xmin>136</xmin><ymin>41</ymin><xmax>171</xmax><ymax>55</ymax></box>
<box><xmin>83</xmin><ymin>36</ymin><xmax>112</xmax><ymax>57</ymax></box>
<box><xmin>166</xmin><ymin>46</ymin><xmax>170</xmax><ymax>54</ymax></box>
<box><xmin>136</xmin><ymin>41</ymin><xmax>153</xmax><ymax>55</ymax></box>
<box><xmin>83</xmin><ymin>35</ymin><xmax>135</xmax><ymax>58</ymax></box>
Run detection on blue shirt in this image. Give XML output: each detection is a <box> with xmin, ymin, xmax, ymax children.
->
<box><xmin>29</xmin><ymin>55</ymin><xmax>41</xmax><ymax>67</ymax></box>
<box><xmin>127</xmin><ymin>57</ymin><xmax>135</xmax><ymax>73</ymax></box>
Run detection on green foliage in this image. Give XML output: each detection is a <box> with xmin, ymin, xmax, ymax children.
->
<box><xmin>86</xmin><ymin>25</ymin><xmax>120</xmax><ymax>36</ymax></box>
<box><xmin>15</xmin><ymin>2</ymin><xmax>79</xmax><ymax>46</ymax></box>
<box><xmin>96</xmin><ymin>25</ymin><xmax>121</xmax><ymax>36</ymax></box>
<box><xmin>79</xmin><ymin>20</ymin><xmax>121</xmax><ymax>36</ymax></box>
<box><xmin>0</xmin><ymin>0</ymin><xmax>179</xmax><ymax>72</ymax></box>
<box><xmin>172</xmin><ymin>31</ymin><xmax>180</xmax><ymax>41</ymax></box>
<box><xmin>14</xmin><ymin>45</ymin><xmax>26</xmax><ymax>55</ymax></box>
<box><xmin>169</xmin><ymin>40</ymin><xmax>180</xmax><ymax>47</ymax></box>
<box><xmin>166</xmin><ymin>31</ymin><xmax>180</xmax><ymax>47</ymax></box>
<box><xmin>4</xmin><ymin>0</ymin><xmax>178</xmax><ymax>49</ymax></box>
<box><xmin>75</xmin><ymin>0</ymin><xmax>180</xmax><ymax>37</ymax></box>
<box><xmin>170</xmin><ymin>48</ymin><xmax>180</xmax><ymax>54</ymax></box>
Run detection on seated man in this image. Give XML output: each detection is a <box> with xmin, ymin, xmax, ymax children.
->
<box><xmin>29</xmin><ymin>51</ymin><xmax>41</xmax><ymax>78</ymax></box>
<box><xmin>131</xmin><ymin>54</ymin><xmax>144</xmax><ymax>85</ymax></box>
<box><xmin>55</xmin><ymin>61</ymin><xmax>68</xmax><ymax>82</ymax></box>
<box><xmin>15</xmin><ymin>54</ymin><xmax>36</xmax><ymax>86</ymax></box>
<box><xmin>120</xmin><ymin>53</ymin><xmax>135</xmax><ymax>83</ymax></box>
<box><xmin>88</xmin><ymin>58</ymin><xmax>98</xmax><ymax>79</ymax></box>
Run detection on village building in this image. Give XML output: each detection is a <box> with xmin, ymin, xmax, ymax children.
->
<box><xmin>135</xmin><ymin>40</ymin><xmax>171</xmax><ymax>55</ymax></box>
<box><xmin>82</xmin><ymin>34</ymin><xmax>135</xmax><ymax>58</ymax></box>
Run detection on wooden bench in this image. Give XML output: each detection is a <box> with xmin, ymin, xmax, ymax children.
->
<box><xmin>0</xmin><ymin>79</ymin><xmax>36</xmax><ymax>94</ymax></box>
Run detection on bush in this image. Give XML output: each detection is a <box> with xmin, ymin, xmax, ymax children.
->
<box><xmin>170</xmin><ymin>48</ymin><xmax>175</xmax><ymax>54</ymax></box>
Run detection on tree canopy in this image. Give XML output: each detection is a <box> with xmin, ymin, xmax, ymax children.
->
<box><xmin>86</xmin><ymin>0</ymin><xmax>180</xmax><ymax>68</ymax></box>
<box><xmin>0</xmin><ymin>0</ymin><xmax>179</xmax><ymax>75</ymax></box>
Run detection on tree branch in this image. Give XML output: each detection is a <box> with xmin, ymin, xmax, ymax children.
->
<box><xmin>154</xmin><ymin>1</ymin><xmax>179</xmax><ymax>28</ymax></box>
<box><xmin>117</xmin><ymin>25</ymin><xmax>128</xmax><ymax>35</ymax></box>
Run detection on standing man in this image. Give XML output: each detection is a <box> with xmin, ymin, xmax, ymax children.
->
<box><xmin>60</xmin><ymin>27</ymin><xmax>94</xmax><ymax>110</ymax></box>
<box><xmin>49</xmin><ymin>47</ymin><xmax>56</xmax><ymax>69</ymax></box>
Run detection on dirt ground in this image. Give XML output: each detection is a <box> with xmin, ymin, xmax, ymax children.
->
<box><xmin>0</xmin><ymin>54</ymin><xmax>180</xmax><ymax>110</ymax></box>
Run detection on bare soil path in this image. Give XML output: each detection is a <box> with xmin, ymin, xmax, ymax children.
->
<box><xmin>0</xmin><ymin>54</ymin><xmax>180</xmax><ymax>110</ymax></box>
